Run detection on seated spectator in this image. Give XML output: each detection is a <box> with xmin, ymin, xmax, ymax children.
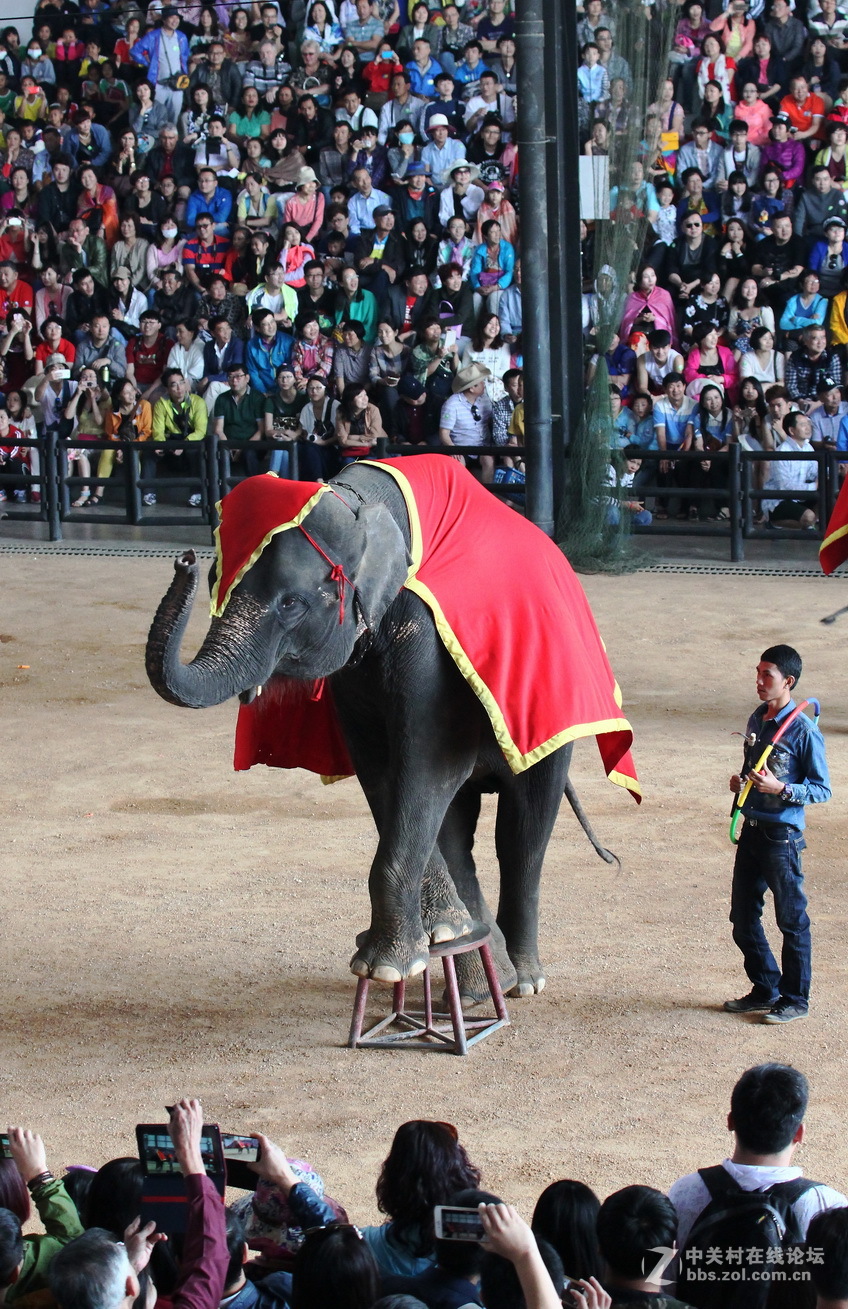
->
<box><xmin>386</xmin><ymin>269</ymin><xmax>431</xmax><ymax>341</ymax></box>
<box><xmin>532</xmin><ymin>1180</ymin><xmax>603</xmax><ymax>1285</ymax></box>
<box><xmin>283</xmin><ymin>168</ymin><xmax>326</xmax><ymax>247</ymax></box>
<box><xmin>147</xmin><ymin>368</ymin><xmax>208</xmax><ymax>507</ymax></box>
<box><xmin>786</xmin><ymin>323</ymin><xmax>842</xmax><ymax>400</ymax></box>
<box><xmin>780</xmin><ymin>268</ymin><xmax>828</xmax><ymax>341</ymax></box>
<box><xmin>469</xmin><ymin>218</ymin><xmax>514</xmax><ymax>315</ymax></box>
<box><xmin>213</xmin><ymin>362</ymin><xmax>267</xmax><ymax>478</ymax></box>
<box><xmin>734</xmin><ymin>81</ymin><xmax>779</xmax><ymax>147</ymax></box>
<box><xmin>779</xmin><ymin>73</ymin><xmax>826</xmax><ymax>144</ymax></box>
<box><xmin>34</xmin><ymin>315</ymin><xmax>75</xmax><ymax>372</ymax></box>
<box><xmin>332</xmin><ymin>318</ymin><xmax>372</xmax><ymax>396</ymax></box>
<box><xmin>65</xmin><ymin>268</ymin><xmax>111</xmax><ymax>339</ymax></box>
<box><xmin>810</xmin><ymin>380</ymin><xmax>846</xmax><ymax>449</ymax></box>
<box><xmin>126</xmin><ymin>309</ymin><xmax>172</xmax><ymax>403</ymax></box>
<box><xmin>384</xmin><ymin>1187</ymin><xmax>502</xmax><ymax>1308</ymax></box>
<box><xmin>620</xmin><ymin>264</ymin><xmax>679</xmax><ymax>346</ymax></box>
<box><xmin>652</xmin><ymin>371</ymin><xmax>696</xmax><ymax>518</ymax></box>
<box><xmin>728</xmin><ymin>277</ymin><xmax>775</xmax><ymax>353</ymax></box>
<box><xmin>815</xmin><ymin>119</ymin><xmax>848</xmax><ymax>192</ymax></box>
<box><xmin>298</xmin><ymin>260</ymin><xmax>338</xmax><ymax>334</ymax></box>
<box><xmin>677</xmin><ymin>119</ymin><xmax>724</xmax><ymax>191</ymax></box>
<box><xmin>807</xmin><ymin>1208</ymin><xmax>848</xmax><ymax>1307</ymax></box>
<box><xmin>762</xmin><ymin>408</ymin><xmax>820</xmax><ymax>525</ymax></box>
<box><xmin>719</xmin><ymin>119</ymin><xmax>761</xmax><ymax>188</ymax></box>
<box><xmin>109</xmin><ymin>266</ymin><xmax>148</xmax><ymax>338</ymax></box>
<box><xmin>298</xmin><ymin>373</ymin><xmax>341</xmax><ymax>478</ymax></box>
<box><xmin>439</xmin><ymin>360</ymin><xmax>495</xmax><ymax>482</ymax></box>
<box><xmin>183</xmin><ymin>216</ymin><xmax>232</xmax><ymax>292</ymax></box>
<box><xmin>751</xmin><ymin>213</ymin><xmax>806</xmax><ymax>313</ymax></box>
<box><xmin>461</xmin><ymin>308</ymin><xmax>510</xmax><ymax>401</ymax></box>
<box><xmin>672</xmin><ymin>1064</ymin><xmax>847</xmax><ymax>1297</ymax></box>
<box><xmin>75</xmin><ymin>313</ymin><xmax>128</xmax><ymax>378</ymax></box>
<box><xmin>668</xmin><ymin>212</ymin><xmax>719</xmax><ymax>301</ymax></box>
<box><xmin>348</xmin><ymin>166</ymin><xmax>392</xmax><ymax>237</ymax></box>
<box><xmin>63</xmin><ymin>365</ymin><xmax>108</xmax><ymax>506</ymax></box>
<box><xmin>263</xmin><ymin>365</ymin><xmax>303</xmax><ymax>475</ymax></box>
<box><xmin>335</xmin><ymin>381</ymin><xmax>385</xmax><ymax>463</ymax></box>
<box><xmin>100</xmin><ymin>378</ymin><xmax>153</xmax><ymax>485</ymax></box>
<box><xmin>185</xmin><ymin>167</ymin><xmax>234</xmax><ymax>237</ymax></box>
<box><xmin>59</xmin><ymin>216</ymin><xmax>109</xmax><ymax>287</ymax></box>
<box><xmin>683</xmin><ymin>322</ymin><xmax>738</xmax><ymax>403</ymax></box>
<box><xmin>246</xmin><ymin>264</ymin><xmax>298</xmax><ymax>331</ymax></box>
<box><xmin>439</xmin><ymin>159</ymin><xmax>486</xmax><ymax>228</ymax></box>
<box><xmin>634</xmin><ymin>329</ymin><xmax>683</xmax><ymax>395</ymax></box>
<box><xmin>166</xmin><ymin>319</ymin><xmax>205</xmax><ymax>390</ymax></box>
<box><xmin>596</xmin><ymin>1186</ymin><xmax>685</xmax><ymax>1307</ymax></box>
<box><xmin>604</xmin><ymin>447</ymin><xmax>653</xmax><ymax>527</ymax></box>
<box><xmin>362</xmin><ymin>1122</ymin><xmax>482</xmax><ymax>1280</ymax></box>
<box><xmin>227</xmin><ymin>86</ymin><xmax>272</xmax><ymax>146</ymax></box>
<box><xmin>343</xmin><ymin>0</ymin><xmax>384</xmax><ymax>63</ymax></box>
<box><xmin>739</xmin><ymin>324</ymin><xmax>785</xmax><ymax>383</ymax></box>
<box><xmin>333</xmin><ymin>266</ymin><xmax>379</xmax><ymax>343</ymax></box>
<box><xmin>761</xmin><ymin>114</ymin><xmax>806</xmax><ymax>190</ymax></box>
<box><xmin>794</xmin><ymin>166</ymin><xmax>848</xmax><ymax>244</ymax></box>
<box><xmin>246</xmin><ymin>308</ymin><xmax>294</xmax><ymax>394</ymax></box>
<box><xmin>808</xmin><ymin>215</ymin><xmax>848</xmax><ymax>296</ymax></box>
<box><xmin>291</xmin><ymin>313</ymin><xmax>334</xmax><ymax>388</ymax></box>
<box><xmin>680</xmin><ymin>271</ymin><xmax>729</xmax><ymax>349</ymax></box>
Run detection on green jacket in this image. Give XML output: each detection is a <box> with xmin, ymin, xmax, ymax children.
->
<box><xmin>7</xmin><ymin>1177</ymin><xmax>85</xmax><ymax>1302</ymax></box>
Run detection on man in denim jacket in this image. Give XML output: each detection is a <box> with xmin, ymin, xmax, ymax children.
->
<box><xmin>725</xmin><ymin>644</ymin><xmax>831</xmax><ymax>1024</ymax></box>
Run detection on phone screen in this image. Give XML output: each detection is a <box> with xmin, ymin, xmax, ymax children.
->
<box><xmin>221</xmin><ymin>1134</ymin><xmax>260</xmax><ymax>1164</ymax></box>
<box><xmin>138</xmin><ymin>1129</ymin><xmax>221</xmax><ymax>1176</ymax></box>
<box><xmin>435</xmin><ymin>1205</ymin><xmax>486</xmax><ymax>1240</ymax></box>
<box><xmin>0</xmin><ymin>1133</ymin><xmax>11</xmax><ymax>1159</ymax></box>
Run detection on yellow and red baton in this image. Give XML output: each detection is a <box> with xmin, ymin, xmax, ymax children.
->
<box><xmin>729</xmin><ymin>698</ymin><xmax>820</xmax><ymax>844</ymax></box>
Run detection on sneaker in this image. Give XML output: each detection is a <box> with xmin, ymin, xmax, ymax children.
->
<box><xmin>724</xmin><ymin>991</ymin><xmax>777</xmax><ymax>1013</ymax></box>
<box><xmin>30</xmin><ymin>491</ymin><xmax>41</xmax><ymax>504</ymax></box>
<box><xmin>0</xmin><ymin>490</ymin><xmax>6</xmax><ymax>503</ymax></box>
<box><xmin>142</xmin><ymin>492</ymin><xmax>157</xmax><ymax>506</ymax></box>
<box><xmin>187</xmin><ymin>493</ymin><xmax>202</xmax><ymax>508</ymax></box>
<box><xmin>13</xmin><ymin>489</ymin><xmax>26</xmax><ymax>502</ymax></box>
<box><xmin>762</xmin><ymin>1001</ymin><xmax>808</xmax><ymax>1024</ymax></box>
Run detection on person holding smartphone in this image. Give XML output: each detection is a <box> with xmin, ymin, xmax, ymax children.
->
<box><xmin>0</xmin><ymin>1126</ymin><xmax>84</xmax><ymax>1303</ymax></box>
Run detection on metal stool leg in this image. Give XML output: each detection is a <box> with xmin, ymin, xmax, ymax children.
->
<box><xmin>423</xmin><ymin>965</ymin><xmax>432</xmax><ymax>1028</ymax></box>
<box><xmin>348</xmin><ymin>977</ymin><xmax>370</xmax><ymax>1047</ymax></box>
<box><xmin>393</xmin><ymin>979</ymin><xmax>405</xmax><ymax>1017</ymax></box>
<box><xmin>442</xmin><ymin>955</ymin><xmax>468</xmax><ymax>1055</ymax></box>
<box><xmin>479</xmin><ymin>943</ymin><xmax>509</xmax><ymax>1022</ymax></box>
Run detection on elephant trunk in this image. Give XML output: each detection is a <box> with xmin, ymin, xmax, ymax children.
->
<box><xmin>145</xmin><ymin>551</ymin><xmax>275</xmax><ymax>709</ymax></box>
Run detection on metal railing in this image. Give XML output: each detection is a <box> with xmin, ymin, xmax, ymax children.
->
<box><xmin>0</xmin><ymin>435</ymin><xmax>836</xmax><ymax>562</ymax></box>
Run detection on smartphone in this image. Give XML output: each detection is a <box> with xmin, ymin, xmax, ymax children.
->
<box><xmin>55</xmin><ymin>367</ymin><xmax>71</xmax><ymax>380</ymax></box>
<box><xmin>443</xmin><ymin>328</ymin><xmax>456</xmax><ymax>351</ymax></box>
<box><xmin>6</xmin><ymin>216</ymin><xmax>22</xmax><ymax>227</ymax></box>
<box><xmin>0</xmin><ymin>1133</ymin><xmax>11</xmax><ymax>1159</ymax></box>
<box><xmin>221</xmin><ymin>1133</ymin><xmax>262</xmax><ymax>1190</ymax></box>
<box><xmin>434</xmin><ymin>1204</ymin><xmax>485</xmax><ymax>1241</ymax></box>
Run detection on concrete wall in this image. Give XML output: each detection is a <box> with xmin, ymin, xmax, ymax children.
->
<box><xmin>0</xmin><ymin>0</ymin><xmax>32</xmax><ymax>47</ymax></box>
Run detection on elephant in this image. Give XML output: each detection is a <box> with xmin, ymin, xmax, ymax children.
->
<box><xmin>146</xmin><ymin>456</ymin><xmax>639</xmax><ymax>999</ymax></box>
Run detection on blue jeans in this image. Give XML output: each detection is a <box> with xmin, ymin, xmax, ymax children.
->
<box><xmin>730</xmin><ymin>821</ymin><xmax>810</xmax><ymax>1008</ymax></box>
<box><xmin>268</xmin><ymin>446</ymin><xmax>290</xmax><ymax>476</ymax></box>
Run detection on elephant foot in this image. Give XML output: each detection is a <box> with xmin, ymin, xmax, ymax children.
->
<box><xmin>451</xmin><ymin>941</ymin><xmax>518</xmax><ymax>1008</ymax></box>
<box><xmin>507</xmin><ymin>957</ymin><xmax>547</xmax><ymax>998</ymax></box>
<box><xmin>350</xmin><ymin>928</ymin><xmax>430</xmax><ymax>983</ymax></box>
<box><xmin>420</xmin><ymin>872</ymin><xmax>474</xmax><ymax>945</ymax></box>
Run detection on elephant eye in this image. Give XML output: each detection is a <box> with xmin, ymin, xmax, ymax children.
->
<box><xmin>278</xmin><ymin>594</ymin><xmax>303</xmax><ymax>614</ymax></box>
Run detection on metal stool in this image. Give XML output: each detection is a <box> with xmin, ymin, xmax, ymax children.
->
<box><xmin>348</xmin><ymin>923</ymin><xmax>509</xmax><ymax>1055</ymax></box>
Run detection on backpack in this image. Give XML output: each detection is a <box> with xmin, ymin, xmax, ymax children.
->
<box><xmin>677</xmin><ymin>1166</ymin><xmax>820</xmax><ymax>1309</ymax></box>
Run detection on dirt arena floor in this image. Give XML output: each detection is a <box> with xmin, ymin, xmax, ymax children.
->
<box><xmin>4</xmin><ymin>554</ymin><xmax>848</xmax><ymax>1223</ymax></box>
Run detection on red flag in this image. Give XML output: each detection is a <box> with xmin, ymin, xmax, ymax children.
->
<box><xmin>820</xmin><ymin>476</ymin><xmax>848</xmax><ymax>574</ymax></box>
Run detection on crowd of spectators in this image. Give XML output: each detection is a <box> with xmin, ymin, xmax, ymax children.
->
<box><xmin>2</xmin><ymin>1067</ymin><xmax>848</xmax><ymax>1309</ymax></box>
<box><xmin>0</xmin><ymin>0</ymin><xmax>527</xmax><ymax>509</ymax></box>
<box><xmin>582</xmin><ymin>0</ymin><xmax>848</xmax><ymax>529</ymax></box>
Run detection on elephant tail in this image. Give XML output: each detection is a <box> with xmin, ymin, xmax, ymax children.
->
<box><xmin>563</xmin><ymin>778</ymin><xmax>620</xmax><ymax>868</ymax></box>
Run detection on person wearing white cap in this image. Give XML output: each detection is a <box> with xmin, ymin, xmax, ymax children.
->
<box><xmin>421</xmin><ymin>112</ymin><xmax>465</xmax><ymax>185</ymax></box>
<box><xmin>438</xmin><ymin>359</ymin><xmax>495</xmax><ymax>483</ymax></box>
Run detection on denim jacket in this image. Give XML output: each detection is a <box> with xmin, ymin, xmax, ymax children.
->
<box><xmin>740</xmin><ymin>699</ymin><xmax>831</xmax><ymax>829</ymax></box>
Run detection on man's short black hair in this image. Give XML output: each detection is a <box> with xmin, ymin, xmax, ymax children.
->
<box><xmin>72</xmin><ymin>267</ymin><xmax>94</xmax><ymax>286</ymax></box>
<box><xmin>224</xmin><ymin>1209</ymin><xmax>246</xmax><ymax>1288</ymax></box>
<box><xmin>691</xmin><ymin>116</ymin><xmax>712</xmax><ymax>132</ymax></box>
<box><xmin>648</xmin><ymin>328</ymin><xmax>671</xmax><ymax>349</ymax></box>
<box><xmin>730</xmin><ymin>1063</ymin><xmax>808</xmax><ymax>1153</ymax></box>
<box><xmin>623</xmin><ymin>443</ymin><xmax>643</xmax><ymax>459</ymax></box>
<box><xmin>596</xmin><ymin>1186</ymin><xmax>678</xmax><ymax>1280</ymax></box>
<box><xmin>806</xmin><ymin>1209</ymin><xmax>848</xmax><ymax>1299</ymax></box>
<box><xmin>0</xmin><ymin>1208</ymin><xmax>23</xmax><ymax>1289</ymax></box>
<box><xmin>480</xmin><ymin>1235</ymin><xmax>563</xmax><ymax>1309</ymax></box>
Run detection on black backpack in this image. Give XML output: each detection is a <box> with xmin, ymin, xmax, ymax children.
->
<box><xmin>677</xmin><ymin>1166</ymin><xmax>820</xmax><ymax>1309</ymax></box>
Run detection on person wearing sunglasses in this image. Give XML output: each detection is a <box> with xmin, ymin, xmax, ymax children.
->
<box><xmin>439</xmin><ymin>360</ymin><xmax>496</xmax><ymax>483</ymax></box>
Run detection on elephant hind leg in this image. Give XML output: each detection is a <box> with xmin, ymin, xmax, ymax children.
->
<box><xmin>495</xmin><ymin>749</ymin><xmax>571</xmax><ymax>997</ymax></box>
<box><xmin>437</xmin><ymin>786</ymin><xmax>518</xmax><ymax>1004</ymax></box>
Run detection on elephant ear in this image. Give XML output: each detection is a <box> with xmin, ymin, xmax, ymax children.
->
<box><xmin>347</xmin><ymin>501</ymin><xmax>412</xmax><ymax>629</ymax></box>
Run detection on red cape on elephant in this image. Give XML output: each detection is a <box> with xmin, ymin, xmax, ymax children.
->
<box><xmin>216</xmin><ymin>457</ymin><xmax>641</xmax><ymax>800</ymax></box>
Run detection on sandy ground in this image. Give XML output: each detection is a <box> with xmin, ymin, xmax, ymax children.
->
<box><xmin>3</xmin><ymin>557</ymin><xmax>848</xmax><ymax>1225</ymax></box>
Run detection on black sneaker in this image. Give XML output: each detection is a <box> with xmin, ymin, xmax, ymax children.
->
<box><xmin>724</xmin><ymin>991</ymin><xmax>776</xmax><ymax>1013</ymax></box>
<box><xmin>762</xmin><ymin>1001</ymin><xmax>808</xmax><ymax>1024</ymax></box>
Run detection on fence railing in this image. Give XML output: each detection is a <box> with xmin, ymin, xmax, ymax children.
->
<box><xmin>0</xmin><ymin>436</ymin><xmax>836</xmax><ymax>562</ymax></box>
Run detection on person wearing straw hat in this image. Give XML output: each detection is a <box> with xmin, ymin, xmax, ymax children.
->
<box><xmin>438</xmin><ymin>158</ymin><xmax>485</xmax><ymax>227</ymax></box>
<box><xmin>438</xmin><ymin>359</ymin><xmax>495</xmax><ymax>482</ymax></box>
<box><xmin>283</xmin><ymin>166</ymin><xmax>326</xmax><ymax>244</ymax></box>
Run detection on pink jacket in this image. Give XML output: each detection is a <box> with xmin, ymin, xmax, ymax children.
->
<box><xmin>619</xmin><ymin>287</ymin><xmax>679</xmax><ymax>348</ymax></box>
<box><xmin>683</xmin><ymin>344</ymin><xmax>739</xmax><ymax>405</ymax></box>
<box><xmin>709</xmin><ymin>12</ymin><xmax>756</xmax><ymax>61</ymax></box>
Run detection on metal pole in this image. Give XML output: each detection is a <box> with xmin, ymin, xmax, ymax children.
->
<box><xmin>729</xmin><ymin>443</ymin><xmax>744</xmax><ymax>563</ymax></box>
<box><xmin>515</xmin><ymin>0</ymin><xmax>554</xmax><ymax>536</ymax></box>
